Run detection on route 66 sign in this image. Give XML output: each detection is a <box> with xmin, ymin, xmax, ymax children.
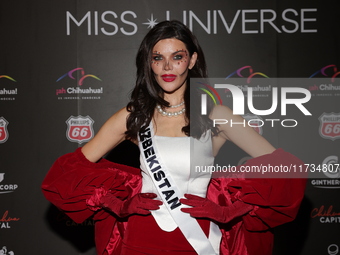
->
<box><xmin>66</xmin><ymin>115</ymin><xmax>94</xmax><ymax>144</ymax></box>
<box><xmin>319</xmin><ymin>112</ymin><xmax>340</xmax><ymax>141</ymax></box>
<box><xmin>0</xmin><ymin>117</ymin><xmax>9</xmax><ymax>143</ymax></box>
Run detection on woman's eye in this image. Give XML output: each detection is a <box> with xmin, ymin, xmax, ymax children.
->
<box><xmin>174</xmin><ymin>55</ymin><xmax>183</xmax><ymax>60</ymax></box>
<box><xmin>153</xmin><ymin>55</ymin><xmax>162</xmax><ymax>61</ymax></box>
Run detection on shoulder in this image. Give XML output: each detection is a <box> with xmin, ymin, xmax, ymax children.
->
<box><xmin>100</xmin><ymin>107</ymin><xmax>132</xmax><ymax>140</ymax></box>
<box><xmin>210</xmin><ymin>105</ymin><xmax>244</xmax><ymax>129</ymax></box>
<box><xmin>210</xmin><ymin>105</ymin><xmax>276</xmax><ymax>158</ymax></box>
<box><xmin>105</xmin><ymin>107</ymin><xmax>130</xmax><ymax>128</ymax></box>
<box><xmin>210</xmin><ymin>104</ymin><xmax>234</xmax><ymax>119</ymax></box>
<box><xmin>113</xmin><ymin>106</ymin><xmax>130</xmax><ymax>119</ymax></box>
<box><xmin>80</xmin><ymin>107</ymin><xmax>131</xmax><ymax>162</ymax></box>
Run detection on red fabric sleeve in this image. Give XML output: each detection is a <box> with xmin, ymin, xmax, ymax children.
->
<box><xmin>225</xmin><ymin>149</ymin><xmax>307</xmax><ymax>231</ymax></box>
<box><xmin>41</xmin><ymin>148</ymin><xmax>142</xmax><ymax>224</ymax></box>
<box><xmin>208</xmin><ymin>149</ymin><xmax>306</xmax><ymax>255</ymax></box>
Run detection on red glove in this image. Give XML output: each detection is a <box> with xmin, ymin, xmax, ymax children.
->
<box><xmin>100</xmin><ymin>192</ymin><xmax>163</xmax><ymax>218</ymax></box>
<box><xmin>180</xmin><ymin>194</ymin><xmax>253</xmax><ymax>223</ymax></box>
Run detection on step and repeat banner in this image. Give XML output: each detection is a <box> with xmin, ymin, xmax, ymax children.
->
<box><xmin>0</xmin><ymin>0</ymin><xmax>339</xmax><ymax>254</ymax></box>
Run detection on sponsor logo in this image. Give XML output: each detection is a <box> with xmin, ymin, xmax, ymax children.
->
<box><xmin>224</xmin><ymin>66</ymin><xmax>272</xmax><ymax>98</ymax></box>
<box><xmin>0</xmin><ymin>75</ymin><xmax>17</xmax><ymax>101</ymax></box>
<box><xmin>66</xmin><ymin>8</ymin><xmax>318</xmax><ymax>36</ymax></box>
<box><xmin>311</xmin><ymin>155</ymin><xmax>340</xmax><ymax>189</ymax></box>
<box><xmin>55</xmin><ymin>68</ymin><xmax>103</xmax><ymax>100</ymax></box>
<box><xmin>322</xmin><ymin>155</ymin><xmax>340</xmax><ymax>179</ymax></box>
<box><xmin>225</xmin><ymin>66</ymin><xmax>269</xmax><ymax>81</ymax></box>
<box><xmin>0</xmin><ymin>246</ymin><xmax>15</xmax><ymax>255</ymax></box>
<box><xmin>328</xmin><ymin>244</ymin><xmax>339</xmax><ymax>255</ymax></box>
<box><xmin>0</xmin><ymin>75</ymin><xmax>16</xmax><ymax>82</ymax></box>
<box><xmin>319</xmin><ymin>113</ymin><xmax>340</xmax><ymax>141</ymax></box>
<box><xmin>56</xmin><ymin>67</ymin><xmax>101</xmax><ymax>85</ymax></box>
<box><xmin>0</xmin><ymin>210</ymin><xmax>20</xmax><ymax>229</ymax></box>
<box><xmin>0</xmin><ymin>117</ymin><xmax>9</xmax><ymax>144</ymax></box>
<box><xmin>66</xmin><ymin>115</ymin><xmax>94</xmax><ymax>144</ymax></box>
<box><xmin>309</xmin><ymin>65</ymin><xmax>340</xmax><ymax>97</ymax></box>
<box><xmin>310</xmin><ymin>65</ymin><xmax>340</xmax><ymax>81</ymax></box>
<box><xmin>0</xmin><ymin>173</ymin><xmax>19</xmax><ymax>194</ymax></box>
<box><xmin>311</xmin><ymin>205</ymin><xmax>340</xmax><ymax>223</ymax></box>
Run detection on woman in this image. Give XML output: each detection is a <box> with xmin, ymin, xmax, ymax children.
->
<box><xmin>42</xmin><ymin>20</ymin><xmax>306</xmax><ymax>255</ymax></box>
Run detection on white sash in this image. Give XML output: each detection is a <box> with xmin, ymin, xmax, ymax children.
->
<box><xmin>138</xmin><ymin>124</ymin><xmax>220</xmax><ymax>255</ymax></box>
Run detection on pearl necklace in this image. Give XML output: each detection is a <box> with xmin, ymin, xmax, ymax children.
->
<box><xmin>156</xmin><ymin>105</ymin><xmax>186</xmax><ymax>117</ymax></box>
<box><xmin>169</xmin><ymin>101</ymin><xmax>185</xmax><ymax>108</ymax></box>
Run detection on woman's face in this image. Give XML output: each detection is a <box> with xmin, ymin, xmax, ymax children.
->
<box><xmin>151</xmin><ymin>38</ymin><xmax>197</xmax><ymax>94</ymax></box>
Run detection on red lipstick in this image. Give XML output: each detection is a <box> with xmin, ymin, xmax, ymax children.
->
<box><xmin>161</xmin><ymin>74</ymin><xmax>177</xmax><ymax>82</ymax></box>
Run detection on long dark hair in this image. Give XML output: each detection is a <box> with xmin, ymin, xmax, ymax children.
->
<box><xmin>125</xmin><ymin>20</ymin><xmax>214</xmax><ymax>140</ymax></box>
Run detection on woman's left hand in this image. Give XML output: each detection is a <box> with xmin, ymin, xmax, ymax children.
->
<box><xmin>180</xmin><ymin>194</ymin><xmax>253</xmax><ymax>223</ymax></box>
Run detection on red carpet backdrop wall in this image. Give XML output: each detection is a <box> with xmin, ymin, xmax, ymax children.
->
<box><xmin>0</xmin><ymin>0</ymin><xmax>339</xmax><ymax>254</ymax></box>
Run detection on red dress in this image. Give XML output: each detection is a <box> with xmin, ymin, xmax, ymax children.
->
<box><xmin>41</xmin><ymin>148</ymin><xmax>306</xmax><ymax>255</ymax></box>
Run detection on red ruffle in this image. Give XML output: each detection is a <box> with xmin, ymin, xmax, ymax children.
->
<box><xmin>41</xmin><ymin>147</ymin><xmax>142</xmax><ymax>255</ymax></box>
<box><xmin>209</xmin><ymin>149</ymin><xmax>307</xmax><ymax>255</ymax></box>
<box><xmin>42</xmin><ymin>148</ymin><xmax>306</xmax><ymax>255</ymax></box>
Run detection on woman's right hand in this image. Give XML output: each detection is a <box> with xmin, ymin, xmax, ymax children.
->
<box><xmin>100</xmin><ymin>193</ymin><xmax>163</xmax><ymax>218</ymax></box>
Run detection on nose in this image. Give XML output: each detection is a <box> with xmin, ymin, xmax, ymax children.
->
<box><xmin>163</xmin><ymin>60</ymin><xmax>173</xmax><ymax>71</ymax></box>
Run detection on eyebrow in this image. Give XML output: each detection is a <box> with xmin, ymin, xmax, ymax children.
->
<box><xmin>152</xmin><ymin>49</ymin><xmax>187</xmax><ymax>56</ymax></box>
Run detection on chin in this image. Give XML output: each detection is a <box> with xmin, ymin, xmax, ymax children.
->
<box><xmin>158</xmin><ymin>81</ymin><xmax>186</xmax><ymax>94</ymax></box>
<box><xmin>162</xmin><ymin>85</ymin><xmax>184</xmax><ymax>94</ymax></box>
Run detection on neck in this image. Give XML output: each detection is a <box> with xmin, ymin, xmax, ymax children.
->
<box><xmin>165</xmin><ymin>97</ymin><xmax>184</xmax><ymax>107</ymax></box>
<box><xmin>163</xmin><ymin>89</ymin><xmax>185</xmax><ymax>107</ymax></box>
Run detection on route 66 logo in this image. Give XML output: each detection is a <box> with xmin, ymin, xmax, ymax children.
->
<box><xmin>66</xmin><ymin>115</ymin><xmax>94</xmax><ymax>144</ymax></box>
<box><xmin>319</xmin><ymin>113</ymin><xmax>340</xmax><ymax>141</ymax></box>
<box><xmin>0</xmin><ymin>117</ymin><xmax>9</xmax><ymax>144</ymax></box>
